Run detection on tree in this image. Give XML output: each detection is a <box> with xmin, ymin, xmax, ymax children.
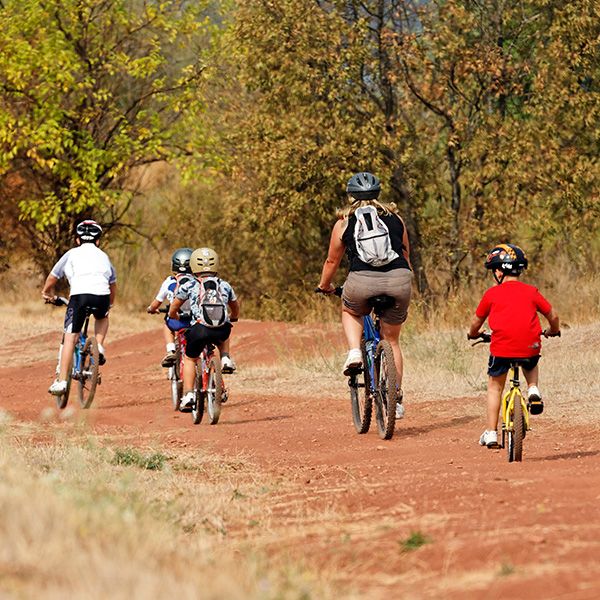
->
<box><xmin>0</xmin><ymin>0</ymin><xmax>222</xmax><ymax>269</ymax></box>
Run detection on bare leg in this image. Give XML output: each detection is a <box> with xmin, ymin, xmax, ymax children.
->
<box><xmin>183</xmin><ymin>355</ymin><xmax>198</xmax><ymax>393</ymax></box>
<box><xmin>162</xmin><ymin>322</ymin><xmax>175</xmax><ymax>347</ymax></box>
<box><xmin>341</xmin><ymin>308</ymin><xmax>364</xmax><ymax>349</ymax></box>
<box><xmin>94</xmin><ymin>317</ymin><xmax>109</xmax><ymax>347</ymax></box>
<box><xmin>380</xmin><ymin>321</ymin><xmax>404</xmax><ymax>386</ymax></box>
<box><xmin>486</xmin><ymin>373</ymin><xmax>508</xmax><ymax>431</ymax></box>
<box><xmin>219</xmin><ymin>337</ymin><xmax>231</xmax><ymax>355</ymax></box>
<box><xmin>58</xmin><ymin>332</ymin><xmax>78</xmax><ymax>381</ymax></box>
<box><xmin>523</xmin><ymin>363</ymin><xmax>539</xmax><ymax>391</ymax></box>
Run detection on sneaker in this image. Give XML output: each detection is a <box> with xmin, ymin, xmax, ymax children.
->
<box><xmin>98</xmin><ymin>352</ymin><xmax>106</xmax><ymax>366</ymax></box>
<box><xmin>180</xmin><ymin>391</ymin><xmax>195</xmax><ymax>410</ymax></box>
<box><xmin>161</xmin><ymin>350</ymin><xmax>176</xmax><ymax>368</ymax></box>
<box><xmin>48</xmin><ymin>379</ymin><xmax>67</xmax><ymax>395</ymax></box>
<box><xmin>395</xmin><ymin>389</ymin><xmax>404</xmax><ymax>419</ymax></box>
<box><xmin>221</xmin><ymin>356</ymin><xmax>236</xmax><ymax>373</ymax></box>
<box><xmin>528</xmin><ymin>386</ymin><xmax>544</xmax><ymax>415</ymax></box>
<box><xmin>479</xmin><ymin>430</ymin><xmax>498</xmax><ymax>447</ymax></box>
<box><xmin>343</xmin><ymin>348</ymin><xmax>362</xmax><ymax>376</ymax></box>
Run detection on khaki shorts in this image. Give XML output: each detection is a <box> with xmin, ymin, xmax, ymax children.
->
<box><xmin>342</xmin><ymin>269</ymin><xmax>412</xmax><ymax>325</ymax></box>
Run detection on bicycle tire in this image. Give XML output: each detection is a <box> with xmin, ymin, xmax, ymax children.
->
<box><xmin>192</xmin><ymin>371</ymin><xmax>204</xmax><ymax>424</ymax></box>
<box><xmin>374</xmin><ymin>340</ymin><xmax>397</xmax><ymax>440</ymax></box>
<box><xmin>170</xmin><ymin>342</ymin><xmax>183</xmax><ymax>411</ymax></box>
<box><xmin>206</xmin><ymin>355</ymin><xmax>223</xmax><ymax>425</ymax></box>
<box><xmin>350</xmin><ymin>335</ymin><xmax>372</xmax><ymax>434</ymax></box>
<box><xmin>78</xmin><ymin>336</ymin><xmax>99</xmax><ymax>409</ymax></box>
<box><xmin>510</xmin><ymin>393</ymin><xmax>525</xmax><ymax>462</ymax></box>
<box><xmin>56</xmin><ymin>358</ymin><xmax>73</xmax><ymax>410</ymax></box>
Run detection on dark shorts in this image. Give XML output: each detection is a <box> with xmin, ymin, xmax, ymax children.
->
<box><xmin>342</xmin><ymin>269</ymin><xmax>412</xmax><ymax>325</ymax></box>
<box><xmin>64</xmin><ymin>294</ymin><xmax>111</xmax><ymax>334</ymax></box>
<box><xmin>185</xmin><ymin>322</ymin><xmax>232</xmax><ymax>359</ymax></box>
<box><xmin>487</xmin><ymin>354</ymin><xmax>541</xmax><ymax>377</ymax></box>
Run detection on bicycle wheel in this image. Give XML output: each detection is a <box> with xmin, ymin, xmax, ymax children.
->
<box><xmin>508</xmin><ymin>393</ymin><xmax>525</xmax><ymax>462</ymax></box>
<box><xmin>56</xmin><ymin>358</ymin><xmax>73</xmax><ymax>410</ymax></box>
<box><xmin>170</xmin><ymin>343</ymin><xmax>183</xmax><ymax>411</ymax></box>
<box><xmin>350</xmin><ymin>335</ymin><xmax>372</xmax><ymax>434</ymax></box>
<box><xmin>206</xmin><ymin>355</ymin><xmax>223</xmax><ymax>425</ymax></box>
<box><xmin>78</xmin><ymin>336</ymin><xmax>99</xmax><ymax>409</ymax></box>
<box><xmin>192</xmin><ymin>371</ymin><xmax>204</xmax><ymax>425</ymax></box>
<box><xmin>374</xmin><ymin>340</ymin><xmax>397</xmax><ymax>440</ymax></box>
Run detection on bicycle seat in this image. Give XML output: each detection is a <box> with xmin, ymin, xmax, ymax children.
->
<box><xmin>368</xmin><ymin>295</ymin><xmax>395</xmax><ymax>313</ymax></box>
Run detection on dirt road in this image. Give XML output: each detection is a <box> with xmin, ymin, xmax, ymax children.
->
<box><xmin>2</xmin><ymin>321</ymin><xmax>600</xmax><ymax>599</ymax></box>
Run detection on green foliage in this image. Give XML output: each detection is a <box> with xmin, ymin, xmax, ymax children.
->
<box><xmin>0</xmin><ymin>0</ymin><xmax>224</xmax><ymax>268</ymax></box>
<box><xmin>399</xmin><ymin>530</ymin><xmax>433</xmax><ymax>552</ymax></box>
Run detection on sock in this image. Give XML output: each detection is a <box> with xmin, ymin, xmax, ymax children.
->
<box><xmin>166</xmin><ymin>342</ymin><xmax>176</xmax><ymax>352</ymax></box>
<box><xmin>98</xmin><ymin>343</ymin><xmax>105</xmax><ymax>355</ymax></box>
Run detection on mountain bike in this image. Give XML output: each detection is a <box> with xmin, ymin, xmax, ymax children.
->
<box><xmin>47</xmin><ymin>296</ymin><xmax>100</xmax><ymax>410</ymax></box>
<box><xmin>191</xmin><ymin>342</ymin><xmax>227</xmax><ymax>425</ymax></box>
<box><xmin>316</xmin><ymin>286</ymin><xmax>398</xmax><ymax>440</ymax></box>
<box><xmin>470</xmin><ymin>330</ymin><xmax>560</xmax><ymax>462</ymax></box>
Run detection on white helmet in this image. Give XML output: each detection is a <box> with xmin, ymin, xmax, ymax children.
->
<box><xmin>190</xmin><ymin>247</ymin><xmax>219</xmax><ymax>274</ymax></box>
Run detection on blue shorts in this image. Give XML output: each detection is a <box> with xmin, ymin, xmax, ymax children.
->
<box><xmin>165</xmin><ymin>317</ymin><xmax>191</xmax><ymax>332</ymax></box>
<box><xmin>487</xmin><ymin>354</ymin><xmax>540</xmax><ymax>377</ymax></box>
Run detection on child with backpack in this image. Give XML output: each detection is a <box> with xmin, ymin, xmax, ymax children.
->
<box><xmin>147</xmin><ymin>247</ymin><xmax>194</xmax><ymax>367</ymax></box>
<box><xmin>468</xmin><ymin>244</ymin><xmax>560</xmax><ymax>447</ymax></box>
<box><xmin>317</xmin><ymin>172</ymin><xmax>412</xmax><ymax>419</ymax></box>
<box><xmin>168</xmin><ymin>247</ymin><xmax>239</xmax><ymax>410</ymax></box>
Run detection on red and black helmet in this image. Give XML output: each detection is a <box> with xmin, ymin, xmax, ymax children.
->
<box><xmin>484</xmin><ymin>243</ymin><xmax>528</xmax><ymax>275</ymax></box>
<box><xmin>75</xmin><ymin>220</ymin><xmax>102</xmax><ymax>243</ymax></box>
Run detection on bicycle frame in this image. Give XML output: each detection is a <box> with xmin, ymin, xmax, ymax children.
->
<box><xmin>500</xmin><ymin>363</ymin><xmax>530</xmax><ymax>450</ymax></box>
<box><xmin>362</xmin><ymin>314</ymin><xmax>379</xmax><ymax>383</ymax></box>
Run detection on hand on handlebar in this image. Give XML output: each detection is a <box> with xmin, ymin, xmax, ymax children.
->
<box><xmin>542</xmin><ymin>329</ymin><xmax>561</xmax><ymax>338</ymax></box>
<box><xmin>468</xmin><ymin>331</ymin><xmax>491</xmax><ymax>345</ymax></box>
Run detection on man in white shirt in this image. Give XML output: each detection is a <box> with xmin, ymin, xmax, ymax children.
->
<box><xmin>42</xmin><ymin>220</ymin><xmax>117</xmax><ymax>395</ymax></box>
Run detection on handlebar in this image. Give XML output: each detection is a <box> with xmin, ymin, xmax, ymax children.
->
<box><xmin>468</xmin><ymin>331</ymin><xmax>491</xmax><ymax>346</ymax></box>
<box><xmin>157</xmin><ymin>307</ymin><xmax>192</xmax><ymax>320</ymax></box>
<box><xmin>45</xmin><ymin>295</ymin><xmax>69</xmax><ymax>307</ymax></box>
<box><xmin>543</xmin><ymin>329</ymin><xmax>561</xmax><ymax>338</ymax></box>
<box><xmin>314</xmin><ymin>286</ymin><xmax>343</xmax><ymax>297</ymax></box>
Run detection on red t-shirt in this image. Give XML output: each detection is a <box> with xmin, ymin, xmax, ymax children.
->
<box><xmin>476</xmin><ymin>281</ymin><xmax>552</xmax><ymax>357</ymax></box>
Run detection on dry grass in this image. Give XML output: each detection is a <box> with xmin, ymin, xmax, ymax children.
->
<box><xmin>0</xmin><ymin>427</ymin><xmax>338</xmax><ymax>600</ymax></box>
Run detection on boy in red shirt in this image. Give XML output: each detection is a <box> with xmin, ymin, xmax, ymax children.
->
<box><xmin>468</xmin><ymin>244</ymin><xmax>560</xmax><ymax>447</ymax></box>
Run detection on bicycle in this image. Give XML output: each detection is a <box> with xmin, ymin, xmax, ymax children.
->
<box><xmin>316</xmin><ymin>286</ymin><xmax>398</xmax><ymax>440</ymax></box>
<box><xmin>47</xmin><ymin>296</ymin><xmax>101</xmax><ymax>410</ymax></box>
<box><xmin>191</xmin><ymin>341</ymin><xmax>227</xmax><ymax>426</ymax></box>
<box><xmin>157</xmin><ymin>308</ymin><xmax>190</xmax><ymax>411</ymax></box>
<box><xmin>470</xmin><ymin>330</ymin><xmax>560</xmax><ymax>462</ymax></box>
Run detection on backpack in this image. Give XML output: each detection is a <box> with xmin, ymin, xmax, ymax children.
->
<box><xmin>196</xmin><ymin>276</ymin><xmax>227</xmax><ymax>327</ymax></box>
<box><xmin>353</xmin><ymin>206</ymin><xmax>400</xmax><ymax>267</ymax></box>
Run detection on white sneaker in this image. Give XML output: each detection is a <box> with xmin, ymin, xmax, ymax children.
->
<box><xmin>343</xmin><ymin>349</ymin><xmax>362</xmax><ymax>376</ymax></box>
<box><xmin>528</xmin><ymin>385</ymin><xmax>544</xmax><ymax>415</ymax></box>
<box><xmin>221</xmin><ymin>356</ymin><xmax>236</xmax><ymax>373</ymax></box>
<box><xmin>479</xmin><ymin>430</ymin><xmax>498</xmax><ymax>447</ymax></box>
<box><xmin>49</xmin><ymin>379</ymin><xmax>67</xmax><ymax>395</ymax></box>
<box><xmin>395</xmin><ymin>403</ymin><xmax>405</xmax><ymax>419</ymax></box>
<box><xmin>180</xmin><ymin>391</ymin><xmax>196</xmax><ymax>410</ymax></box>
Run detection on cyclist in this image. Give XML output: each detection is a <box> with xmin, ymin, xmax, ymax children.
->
<box><xmin>42</xmin><ymin>220</ymin><xmax>117</xmax><ymax>396</ymax></box>
<box><xmin>147</xmin><ymin>248</ymin><xmax>194</xmax><ymax>367</ymax></box>
<box><xmin>467</xmin><ymin>243</ymin><xmax>560</xmax><ymax>447</ymax></box>
<box><xmin>168</xmin><ymin>247</ymin><xmax>240</xmax><ymax>410</ymax></box>
<box><xmin>317</xmin><ymin>172</ymin><xmax>412</xmax><ymax>419</ymax></box>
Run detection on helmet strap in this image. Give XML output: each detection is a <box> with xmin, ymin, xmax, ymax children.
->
<box><xmin>493</xmin><ymin>270</ymin><xmax>506</xmax><ymax>285</ymax></box>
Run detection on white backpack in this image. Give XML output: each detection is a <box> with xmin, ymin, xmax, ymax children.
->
<box><xmin>197</xmin><ymin>276</ymin><xmax>227</xmax><ymax>327</ymax></box>
<box><xmin>353</xmin><ymin>206</ymin><xmax>399</xmax><ymax>267</ymax></box>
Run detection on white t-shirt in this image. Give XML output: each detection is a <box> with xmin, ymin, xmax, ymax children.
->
<box><xmin>51</xmin><ymin>243</ymin><xmax>117</xmax><ymax>296</ymax></box>
<box><xmin>155</xmin><ymin>275</ymin><xmax>191</xmax><ymax>312</ymax></box>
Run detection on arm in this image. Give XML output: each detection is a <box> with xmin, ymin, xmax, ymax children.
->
<box><xmin>147</xmin><ymin>298</ymin><xmax>162</xmax><ymax>314</ymax></box>
<box><xmin>168</xmin><ymin>297</ymin><xmax>184</xmax><ymax>319</ymax></box>
<box><xmin>317</xmin><ymin>219</ymin><xmax>346</xmax><ymax>293</ymax></box>
<box><xmin>398</xmin><ymin>215</ymin><xmax>411</xmax><ymax>268</ymax></box>
<box><xmin>42</xmin><ymin>273</ymin><xmax>59</xmax><ymax>301</ymax></box>
<box><xmin>542</xmin><ymin>307</ymin><xmax>560</xmax><ymax>337</ymax></box>
<box><xmin>109</xmin><ymin>282</ymin><xmax>116</xmax><ymax>308</ymax></box>
<box><xmin>228</xmin><ymin>299</ymin><xmax>240</xmax><ymax>321</ymax></box>
<box><xmin>467</xmin><ymin>314</ymin><xmax>487</xmax><ymax>339</ymax></box>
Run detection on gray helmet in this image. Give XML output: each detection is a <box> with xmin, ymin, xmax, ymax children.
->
<box><xmin>76</xmin><ymin>220</ymin><xmax>102</xmax><ymax>243</ymax></box>
<box><xmin>171</xmin><ymin>247</ymin><xmax>193</xmax><ymax>274</ymax></box>
<box><xmin>346</xmin><ymin>172</ymin><xmax>381</xmax><ymax>201</ymax></box>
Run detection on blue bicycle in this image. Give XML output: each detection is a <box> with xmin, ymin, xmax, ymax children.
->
<box><xmin>316</xmin><ymin>287</ymin><xmax>398</xmax><ymax>440</ymax></box>
<box><xmin>49</xmin><ymin>296</ymin><xmax>100</xmax><ymax>409</ymax></box>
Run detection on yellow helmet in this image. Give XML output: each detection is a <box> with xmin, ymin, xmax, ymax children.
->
<box><xmin>190</xmin><ymin>247</ymin><xmax>219</xmax><ymax>274</ymax></box>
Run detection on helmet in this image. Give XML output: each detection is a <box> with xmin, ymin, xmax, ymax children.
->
<box><xmin>171</xmin><ymin>247</ymin><xmax>193</xmax><ymax>274</ymax></box>
<box><xmin>484</xmin><ymin>243</ymin><xmax>528</xmax><ymax>275</ymax></box>
<box><xmin>76</xmin><ymin>220</ymin><xmax>102</xmax><ymax>243</ymax></box>
<box><xmin>346</xmin><ymin>172</ymin><xmax>381</xmax><ymax>201</ymax></box>
<box><xmin>190</xmin><ymin>247</ymin><xmax>219</xmax><ymax>274</ymax></box>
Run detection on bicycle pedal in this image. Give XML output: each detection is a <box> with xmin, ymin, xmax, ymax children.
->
<box><xmin>97</xmin><ymin>374</ymin><xmax>102</xmax><ymax>385</ymax></box>
<box><xmin>487</xmin><ymin>442</ymin><xmax>501</xmax><ymax>449</ymax></box>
